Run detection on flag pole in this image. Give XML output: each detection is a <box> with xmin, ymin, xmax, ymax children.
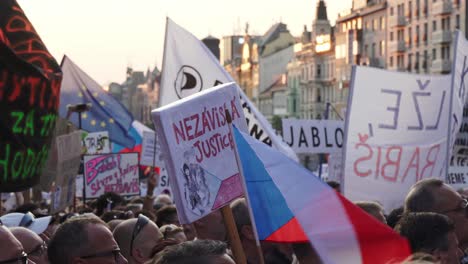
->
<box><xmin>226</xmin><ymin>109</ymin><xmax>265</xmax><ymax>264</ymax></box>
<box><xmin>220</xmin><ymin>205</ymin><xmax>247</xmax><ymax>264</ymax></box>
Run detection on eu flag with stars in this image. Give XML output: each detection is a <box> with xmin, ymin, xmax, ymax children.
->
<box><xmin>59</xmin><ymin>55</ymin><xmax>135</xmax><ymax>148</ymax></box>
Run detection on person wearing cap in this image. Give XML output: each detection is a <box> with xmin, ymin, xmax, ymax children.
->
<box><xmin>10</xmin><ymin>227</ymin><xmax>48</xmax><ymax>264</ymax></box>
<box><xmin>113</xmin><ymin>215</ymin><xmax>163</xmax><ymax>264</ymax></box>
<box><xmin>0</xmin><ymin>224</ymin><xmax>32</xmax><ymax>264</ymax></box>
<box><xmin>0</xmin><ymin>211</ymin><xmax>51</xmax><ymax>235</ymax></box>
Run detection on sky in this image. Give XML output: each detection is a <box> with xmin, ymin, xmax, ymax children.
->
<box><xmin>17</xmin><ymin>0</ymin><xmax>352</xmax><ymax>85</ymax></box>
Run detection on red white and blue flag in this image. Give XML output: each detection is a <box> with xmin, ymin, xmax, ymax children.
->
<box><xmin>232</xmin><ymin>126</ymin><xmax>411</xmax><ymax>263</ymax></box>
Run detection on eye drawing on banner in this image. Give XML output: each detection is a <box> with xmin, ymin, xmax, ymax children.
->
<box><xmin>181</xmin><ymin>149</ymin><xmax>219</xmax><ymax>216</ymax></box>
<box><xmin>174</xmin><ymin>65</ymin><xmax>203</xmax><ymax>99</ymax></box>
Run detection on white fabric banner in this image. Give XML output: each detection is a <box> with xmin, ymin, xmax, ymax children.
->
<box><xmin>282</xmin><ymin>119</ymin><xmax>344</xmax><ymax>154</ymax></box>
<box><xmin>153</xmin><ymin>83</ymin><xmax>248</xmax><ymax>224</ymax></box>
<box><xmin>344</xmin><ymin>66</ymin><xmax>451</xmax><ymax>210</ymax></box>
<box><xmin>159</xmin><ymin>18</ymin><xmax>297</xmax><ymax>161</ymax></box>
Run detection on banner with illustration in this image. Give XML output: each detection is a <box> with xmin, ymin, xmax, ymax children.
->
<box><xmin>344</xmin><ymin>66</ymin><xmax>451</xmax><ymax>210</ymax></box>
<box><xmin>83</xmin><ymin>153</ymin><xmax>139</xmax><ymax>198</ymax></box>
<box><xmin>81</xmin><ymin>131</ymin><xmax>111</xmax><ymax>154</ymax></box>
<box><xmin>153</xmin><ymin>82</ymin><xmax>248</xmax><ymax>224</ymax></box>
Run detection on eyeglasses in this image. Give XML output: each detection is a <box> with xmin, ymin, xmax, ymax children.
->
<box><xmin>440</xmin><ymin>198</ymin><xmax>468</xmax><ymax>216</ymax></box>
<box><xmin>129</xmin><ymin>214</ymin><xmax>149</xmax><ymax>257</ymax></box>
<box><xmin>28</xmin><ymin>241</ymin><xmax>47</xmax><ymax>257</ymax></box>
<box><xmin>0</xmin><ymin>251</ymin><xmax>28</xmax><ymax>264</ymax></box>
<box><xmin>19</xmin><ymin>212</ymin><xmax>34</xmax><ymax>228</ymax></box>
<box><xmin>80</xmin><ymin>249</ymin><xmax>123</xmax><ymax>262</ymax></box>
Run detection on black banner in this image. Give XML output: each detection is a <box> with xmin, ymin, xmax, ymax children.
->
<box><xmin>0</xmin><ymin>0</ymin><xmax>62</xmax><ymax>191</ymax></box>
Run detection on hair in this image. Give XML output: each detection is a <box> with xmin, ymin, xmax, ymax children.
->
<box><xmin>156</xmin><ymin>205</ymin><xmax>178</xmax><ymax>227</ymax></box>
<box><xmin>395</xmin><ymin>212</ymin><xmax>454</xmax><ymax>254</ymax></box>
<box><xmin>47</xmin><ymin>215</ymin><xmax>108</xmax><ymax>264</ymax></box>
<box><xmin>160</xmin><ymin>224</ymin><xmax>184</xmax><ymax>240</ymax></box>
<box><xmin>100</xmin><ymin>210</ymin><xmax>129</xmax><ymax>223</ymax></box>
<box><xmin>152</xmin><ymin>240</ymin><xmax>229</xmax><ymax>264</ymax></box>
<box><xmin>96</xmin><ymin>192</ymin><xmax>125</xmax><ymax>216</ymax></box>
<box><xmin>404</xmin><ymin>179</ymin><xmax>444</xmax><ymax>213</ymax></box>
<box><xmin>14</xmin><ymin>203</ymin><xmax>40</xmax><ymax>215</ymax></box>
<box><xmin>231</xmin><ymin>198</ymin><xmax>251</xmax><ymax>236</ymax></box>
<box><xmin>387</xmin><ymin>206</ymin><xmax>404</xmax><ymax>229</ymax></box>
<box><xmin>355</xmin><ymin>201</ymin><xmax>384</xmax><ymax>216</ymax></box>
<box><xmin>135</xmin><ymin>209</ymin><xmax>156</xmax><ymax>223</ymax></box>
<box><xmin>400</xmin><ymin>253</ymin><xmax>437</xmax><ymax>264</ymax></box>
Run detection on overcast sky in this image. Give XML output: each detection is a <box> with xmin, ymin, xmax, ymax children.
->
<box><xmin>17</xmin><ymin>0</ymin><xmax>351</xmax><ymax>84</ymax></box>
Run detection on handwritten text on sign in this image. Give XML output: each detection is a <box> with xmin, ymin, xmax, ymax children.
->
<box><xmin>344</xmin><ymin>66</ymin><xmax>451</xmax><ymax>210</ymax></box>
<box><xmin>83</xmin><ymin>153</ymin><xmax>139</xmax><ymax>198</ymax></box>
<box><xmin>282</xmin><ymin>119</ymin><xmax>344</xmax><ymax>154</ymax></box>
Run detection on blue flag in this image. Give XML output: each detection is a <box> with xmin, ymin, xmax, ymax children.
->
<box><xmin>59</xmin><ymin>56</ymin><xmax>135</xmax><ymax>148</ymax></box>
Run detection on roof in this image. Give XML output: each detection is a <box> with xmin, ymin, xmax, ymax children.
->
<box><xmin>259</xmin><ymin>75</ymin><xmax>287</xmax><ymax>98</ymax></box>
<box><xmin>261</xmin><ymin>23</ymin><xmax>289</xmax><ymax>47</ymax></box>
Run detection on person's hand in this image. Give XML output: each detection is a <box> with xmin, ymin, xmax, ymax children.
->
<box><xmin>147</xmin><ymin>170</ymin><xmax>159</xmax><ymax>196</ymax></box>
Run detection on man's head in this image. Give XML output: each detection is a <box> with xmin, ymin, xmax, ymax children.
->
<box><xmin>395</xmin><ymin>212</ymin><xmax>462</xmax><ymax>264</ymax></box>
<box><xmin>231</xmin><ymin>198</ymin><xmax>253</xmax><ymax>241</ymax></box>
<box><xmin>96</xmin><ymin>192</ymin><xmax>125</xmax><ymax>216</ymax></box>
<box><xmin>0</xmin><ymin>225</ymin><xmax>28</xmax><ymax>263</ymax></box>
<box><xmin>355</xmin><ymin>201</ymin><xmax>387</xmax><ymax>224</ymax></box>
<box><xmin>10</xmin><ymin>227</ymin><xmax>47</xmax><ymax>264</ymax></box>
<box><xmin>153</xmin><ymin>195</ymin><xmax>173</xmax><ymax>212</ymax></box>
<box><xmin>48</xmin><ymin>214</ymin><xmax>127</xmax><ymax>264</ymax></box>
<box><xmin>160</xmin><ymin>224</ymin><xmax>187</xmax><ymax>243</ymax></box>
<box><xmin>156</xmin><ymin>205</ymin><xmax>179</xmax><ymax>228</ymax></box>
<box><xmin>193</xmin><ymin>210</ymin><xmax>226</xmax><ymax>241</ymax></box>
<box><xmin>113</xmin><ymin>215</ymin><xmax>163</xmax><ymax>264</ymax></box>
<box><xmin>151</xmin><ymin>240</ymin><xmax>235</xmax><ymax>264</ymax></box>
<box><xmin>405</xmin><ymin>179</ymin><xmax>468</xmax><ymax>247</ymax></box>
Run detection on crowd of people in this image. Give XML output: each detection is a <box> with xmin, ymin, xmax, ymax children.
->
<box><xmin>1</xmin><ymin>174</ymin><xmax>468</xmax><ymax>264</ymax></box>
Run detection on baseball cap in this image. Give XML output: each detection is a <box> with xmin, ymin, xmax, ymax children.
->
<box><xmin>0</xmin><ymin>212</ymin><xmax>51</xmax><ymax>234</ymax></box>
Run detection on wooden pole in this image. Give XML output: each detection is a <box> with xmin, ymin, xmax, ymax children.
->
<box><xmin>0</xmin><ymin>194</ymin><xmax>3</xmax><ymax>216</ymax></box>
<box><xmin>220</xmin><ymin>205</ymin><xmax>247</xmax><ymax>264</ymax></box>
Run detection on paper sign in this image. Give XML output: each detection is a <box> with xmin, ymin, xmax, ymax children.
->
<box><xmin>141</xmin><ymin>131</ymin><xmax>160</xmax><ymax>166</ymax></box>
<box><xmin>328</xmin><ymin>152</ymin><xmax>344</xmax><ymax>184</ymax></box>
<box><xmin>152</xmin><ymin>82</ymin><xmax>248</xmax><ymax>224</ymax></box>
<box><xmin>282</xmin><ymin>119</ymin><xmax>344</xmax><ymax>154</ymax></box>
<box><xmin>344</xmin><ymin>66</ymin><xmax>451</xmax><ymax>210</ymax></box>
<box><xmin>83</xmin><ymin>153</ymin><xmax>140</xmax><ymax>198</ymax></box>
<box><xmin>81</xmin><ymin>131</ymin><xmax>111</xmax><ymax>154</ymax></box>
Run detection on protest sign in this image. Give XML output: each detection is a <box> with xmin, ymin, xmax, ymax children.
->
<box><xmin>159</xmin><ymin>18</ymin><xmax>297</xmax><ymax>161</ymax></box>
<box><xmin>141</xmin><ymin>131</ymin><xmax>160</xmax><ymax>167</ymax></box>
<box><xmin>0</xmin><ymin>0</ymin><xmax>62</xmax><ymax>191</ymax></box>
<box><xmin>81</xmin><ymin>131</ymin><xmax>111</xmax><ymax>154</ymax></box>
<box><xmin>83</xmin><ymin>153</ymin><xmax>139</xmax><ymax>198</ymax></box>
<box><xmin>344</xmin><ymin>66</ymin><xmax>451</xmax><ymax>210</ymax></box>
<box><xmin>153</xmin><ymin>82</ymin><xmax>248</xmax><ymax>224</ymax></box>
<box><xmin>50</xmin><ymin>131</ymin><xmax>81</xmax><ymax>213</ymax></box>
<box><xmin>328</xmin><ymin>152</ymin><xmax>344</xmax><ymax>184</ymax></box>
<box><xmin>282</xmin><ymin>119</ymin><xmax>344</xmax><ymax>154</ymax></box>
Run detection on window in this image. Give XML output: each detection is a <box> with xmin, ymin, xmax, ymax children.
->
<box><xmin>390</xmin><ymin>56</ymin><xmax>394</xmax><ymax>67</ymax></box>
<box><xmin>416</xmin><ymin>25</ymin><xmax>420</xmax><ymax>46</ymax></box>
<box><xmin>364</xmin><ymin>44</ymin><xmax>368</xmax><ymax>56</ymax></box>
<box><xmin>373</xmin><ymin>19</ymin><xmax>378</xmax><ymax>31</ymax></box>
<box><xmin>433</xmin><ymin>20</ymin><xmax>437</xmax><ymax>31</ymax></box>
<box><xmin>408</xmin><ymin>27</ymin><xmax>412</xmax><ymax>47</ymax></box>
<box><xmin>371</xmin><ymin>43</ymin><xmax>376</xmax><ymax>58</ymax></box>
<box><xmin>317</xmin><ymin>64</ymin><xmax>321</xmax><ymax>77</ymax></box>
<box><xmin>456</xmin><ymin>15</ymin><xmax>460</xmax><ymax>29</ymax></box>
<box><xmin>424</xmin><ymin>23</ymin><xmax>428</xmax><ymax>44</ymax></box>
<box><xmin>408</xmin><ymin>1</ymin><xmax>413</xmax><ymax>20</ymax></box>
<box><xmin>390</xmin><ymin>7</ymin><xmax>394</xmax><ymax>16</ymax></box>
<box><xmin>390</xmin><ymin>31</ymin><xmax>394</xmax><ymax>41</ymax></box>
<box><xmin>380</xmin><ymin>16</ymin><xmax>385</xmax><ymax>30</ymax></box>
<box><xmin>408</xmin><ymin>53</ymin><xmax>413</xmax><ymax>70</ymax></box>
<box><xmin>379</xmin><ymin>41</ymin><xmax>385</xmax><ymax>56</ymax></box>
<box><xmin>432</xmin><ymin>48</ymin><xmax>436</xmax><ymax>60</ymax></box>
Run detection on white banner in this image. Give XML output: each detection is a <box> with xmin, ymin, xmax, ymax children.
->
<box><xmin>141</xmin><ymin>131</ymin><xmax>159</xmax><ymax>166</ymax></box>
<box><xmin>344</xmin><ymin>66</ymin><xmax>451</xmax><ymax>210</ymax></box>
<box><xmin>153</xmin><ymin>83</ymin><xmax>248</xmax><ymax>224</ymax></box>
<box><xmin>159</xmin><ymin>18</ymin><xmax>297</xmax><ymax>161</ymax></box>
<box><xmin>51</xmin><ymin>131</ymin><xmax>82</xmax><ymax>213</ymax></box>
<box><xmin>282</xmin><ymin>119</ymin><xmax>344</xmax><ymax>154</ymax></box>
<box><xmin>83</xmin><ymin>153</ymin><xmax>139</xmax><ymax>198</ymax></box>
<box><xmin>82</xmin><ymin>131</ymin><xmax>111</xmax><ymax>155</ymax></box>
<box><xmin>328</xmin><ymin>152</ymin><xmax>344</xmax><ymax>184</ymax></box>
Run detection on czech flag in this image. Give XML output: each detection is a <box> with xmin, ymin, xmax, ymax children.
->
<box><xmin>232</xmin><ymin>126</ymin><xmax>411</xmax><ymax>264</ymax></box>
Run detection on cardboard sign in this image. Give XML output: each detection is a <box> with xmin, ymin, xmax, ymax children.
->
<box><xmin>344</xmin><ymin>66</ymin><xmax>451</xmax><ymax>210</ymax></box>
<box><xmin>51</xmin><ymin>131</ymin><xmax>81</xmax><ymax>213</ymax></box>
<box><xmin>153</xmin><ymin>82</ymin><xmax>248</xmax><ymax>224</ymax></box>
<box><xmin>0</xmin><ymin>0</ymin><xmax>62</xmax><ymax>191</ymax></box>
<box><xmin>282</xmin><ymin>119</ymin><xmax>344</xmax><ymax>154</ymax></box>
<box><xmin>81</xmin><ymin>131</ymin><xmax>111</xmax><ymax>155</ymax></box>
<box><xmin>83</xmin><ymin>153</ymin><xmax>140</xmax><ymax>198</ymax></box>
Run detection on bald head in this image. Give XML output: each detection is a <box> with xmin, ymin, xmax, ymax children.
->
<box><xmin>10</xmin><ymin>227</ymin><xmax>47</xmax><ymax>264</ymax></box>
<box><xmin>0</xmin><ymin>226</ymin><xmax>24</xmax><ymax>262</ymax></box>
<box><xmin>108</xmin><ymin>219</ymin><xmax>124</xmax><ymax>232</ymax></box>
<box><xmin>405</xmin><ymin>179</ymin><xmax>445</xmax><ymax>212</ymax></box>
<box><xmin>113</xmin><ymin>218</ymin><xmax>163</xmax><ymax>264</ymax></box>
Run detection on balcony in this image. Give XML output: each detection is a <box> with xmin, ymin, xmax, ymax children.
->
<box><xmin>432</xmin><ymin>30</ymin><xmax>452</xmax><ymax>44</ymax></box>
<box><xmin>389</xmin><ymin>40</ymin><xmax>406</xmax><ymax>53</ymax></box>
<box><xmin>432</xmin><ymin>59</ymin><xmax>451</xmax><ymax>73</ymax></box>
<box><xmin>432</xmin><ymin>1</ymin><xmax>453</xmax><ymax>16</ymax></box>
<box><xmin>389</xmin><ymin>15</ymin><xmax>407</xmax><ymax>28</ymax></box>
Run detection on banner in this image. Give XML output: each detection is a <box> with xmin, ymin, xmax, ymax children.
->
<box><xmin>51</xmin><ymin>131</ymin><xmax>81</xmax><ymax>213</ymax></box>
<box><xmin>82</xmin><ymin>131</ymin><xmax>111</xmax><ymax>155</ymax></box>
<box><xmin>344</xmin><ymin>66</ymin><xmax>451</xmax><ymax>210</ymax></box>
<box><xmin>0</xmin><ymin>0</ymin><xmax>62</xmax><ymax>191</ymax></box>
<box><xmin>282</xmin><ymin>119</ymin><xmax>344</xmax><ymax>154</ymax></box>
<box><xmin>141</xmin><ymin>131</ymin><xmax>160</xmax><ymax>166</ymax></box>
<box><xmin>159</xmin><ymin>18</ymin><xmax>297</xmax><ymax>161</ymax></box>
<box><xmin>83</xmin><ymin>153</ymin><xmax>139</xmax><ymax>198</ymax></box>
<box><xmin>328</xmin><ymin>152</ymin><xmax>344</xmax><ymax>184</ymax></box>
<box><xmin>153</xmin><ymin>83</ymin><xmax>248</xmax><ymax>224</ymax></box>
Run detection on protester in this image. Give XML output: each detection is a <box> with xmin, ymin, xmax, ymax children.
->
<box><xmin>0</xmin><ymin>211</ymin><xmax>52</xmax><ymax>235</ymax></box>
<box><xmin>96</xmin><ymin>192</ymin><xmax>126</xmax><ymax>216</ymax></box>
<box><xmin>192</xmin><ymin>210</ymin><xmax>226</xmax><ymax>241</ymax></box>
<box><xmin>108</xmin><ymin>219</ymin><xmax>124</xmax><ymax>232</ymax></box>
<box><xmin>405</xmin><ymin>179</ymin><xmax>468</xmax><ymax>251</ymax></box>
<box><xmin>395</xmin><ymin>212</ymin><xmax>462</xmax><ymax>264</ymax></box>
<box><xmin>387</xmin><ymin>206</ymin><xmax>404</xmax><ymax>229</ymax></box>
<box><xmin>153</xmin><ymin>194</ymin><xmax>173</xmax><ymax>212</ymax></box>
<box><xmin>10</xmin><ymin>227</ymin><xmax>48</xmax><ymax>264</ymax></box>
<box><xmin>149</xmin><ymin>239</ymin><xmax>235</xmax><ymax>264</ymax></box>
<box><xmin>0</xmin><ymin>225</ymin><xmax>29</xmax><ymax>263</ymax></box>
<box><xmin>113</xmin><ymin>214</ymin><xmax>163</xmax><ymax>264</ymax></box>
<box><xmin>134</xmin><ymin>209</ymin><xmax>156</xmax><ymax>223</ymax></box>
<box><xmin>155</xmin><ymin>205</ymin><xmax>179</xmax><ymax>227</ymax></box>
<box><xmin>160</xmin><ymin>224</ymin><xmax>187</xmax><ymax>243</ymax></box>
<box><xmin>48</xmin><ymin>214</ymin><xmax>127</xmax><ymax>264</ymax></box>
<box><xmin>355</xmin><ymin>201</ymin><xmax>387</xmax><ymax>224</ymax></box>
